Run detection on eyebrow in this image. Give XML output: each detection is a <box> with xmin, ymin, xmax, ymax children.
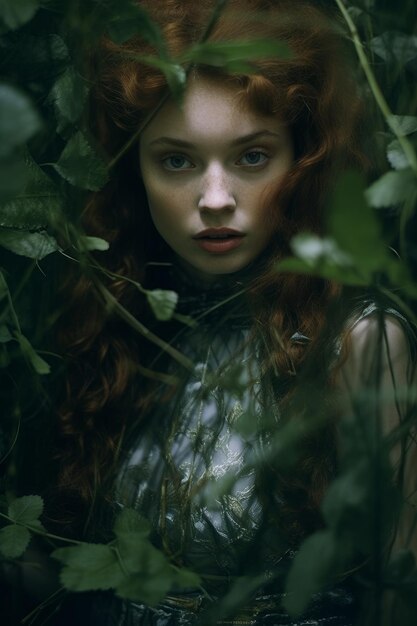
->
<box><xmin>148</xmin><ymin>130</ymin><xmax>283</xmax><ymax>148</ymax></box>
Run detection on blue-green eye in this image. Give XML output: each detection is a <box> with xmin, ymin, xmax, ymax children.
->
<box><xmin>162</xmin><ymin>155</ymin><xmax>194</xmax><ymax>170</ymax></box>
<box><xmin>238</xmin><ymin>151</ymin><xmax>268</xmax><ymax>166</ymax></box>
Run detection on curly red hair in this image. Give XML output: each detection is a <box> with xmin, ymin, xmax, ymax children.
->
<box><xmin>55</xmin><ymin>0</ymin><xmax>370</xmax><ymax>537</ymax></box>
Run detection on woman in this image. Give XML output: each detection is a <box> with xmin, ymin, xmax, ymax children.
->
<box><xmin>50</xmin><ymin>1</ymin><xmax>416</xmax><ymax>624</ymax></box>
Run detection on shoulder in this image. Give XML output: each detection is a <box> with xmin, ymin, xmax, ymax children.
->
<box><xmin>343</xmin><ymin>304</ymin><xmax>415</xmax><ymax>371</ymax></box>
<box><xmin>337</xmin><ymin>303</ymin><xmax>416</xmax><ymax>405</ymax></box>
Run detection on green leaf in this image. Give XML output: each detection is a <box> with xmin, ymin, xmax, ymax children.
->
<box><xmin>53</xmin><ymin>131</ymin><xmax>109</xmax><ymax>191</ymax></box>
<box><xmin>181</xmin><ymin>39</ymin><xmax>291</xmax><ymax>71</ymax></box>
<box><xmin>0</xmin><ymin>152</ymin><xmax>62</xmax><ymax>228</ymax></box>
<box><xmin>0</xmin><ymin>155</ymin><xmax>30</xmax><ymax>203</ymax></box>
<box><xmin>146</xmin><ymin>289</ymin><xmax>178</xmax><ymax>321</ymax></box>
<box><xmin>0</xmin><ymin>0</ymin><xmax>40</xmax><ymax>30</ymax></box>
<box><xmin>277</xmin><ymin>255</ymin><xmax>367</xmax><ymax>286</ymax></box>
<box><xmin>0</xmin><ymin>325</ymin><xmax>12</xmax><ymax>343</ymax></box>
<box><xmin>389</xmin><ymin>115</ymin><xmax>417</xmax><ymax>136</ymax></box>
<box><xmin>8</xmin><ymin>495</ymin><xmax>44</xmax><ymax>524</ymax></box>
<box><xmin>114</xmin><ymin>508</ymin><xmax>151</xmax><ymax>537</ymax></box>
<box><xmin>327</xmin><ymin>171</ymin><xmax>386</xmax><ymax>270</ymax></box>
<box><xmin>0</xmin><ymin>524</ymin><xmax>31</xmax><ymax>558</ymax></box>
<box><xmin>0</xmin><ymin>85</ymin><xmax>41</xmax><ymax>157</ymax></box>
<box><xmin>366</xmin><ymin>168</ymin><xmax>417</xmax><ymax>208</ymax></box>
<box><xmin>115</xmin><ymin>514</ymin><xmax>176</xmax><ymax>602</ymax></box>
<box><xmin>53</xmin><ymin>544</ymin><xmax>125</xmax><ymax>591</ymax></box>
<box><xmin>371</xmin><ymin>33</ymin><xmax>417</xmax><ymax>65</ymax></box>
<box><xmin>283</xmin><ymin>531</ymin><xmax>338</xmax><ymax>617</ymax></box>
<box><xmin>80</xmin><ymin>236</ymin><xmax>110</xmax><ymax>252</ymax></box>
<box><xmin>108</xmin><ymin>3</ymin><xmax>166</xmax><ymax>52</ymax></box>
<box><xmin>172</xmin><ymin>567</ymin><xmax>201</xmax><ymax>590</ymax></box>
<box><xmin>291</xmin><ymin>234</ymin><xmax>354</xmax><ymax>268</ymax></box>
<box><xmin>115</xmin><ymin>567</ymin><xmax>173</xmax><ymax>605</ymax></box>
<box><xmin>387</xmin><ymin>140</ymin><xmax>410</xmax><ymax>170</ymax></box>
<box><xmin>16</xmin><ymin>333</ymin><xmax>51</xmax><ymax>374</ymax></box>
<box><xmin>134</xmin><ymin>56</ymin><xmax>186</xmax><ymax>102</ymax></box>
<box><xmin>116</xmin><ymin>531</ymin><xmax>169</xmax><ymax>576</ymax></box>
<box><xmin>0</xmin><ymin>229</ymin><xmax>59</xmax><ymax>260</ymax></box>
<box><xmin>50</xmin><ymin>67</ymin><xmax>89</xmax><ymax>130</ymax></box>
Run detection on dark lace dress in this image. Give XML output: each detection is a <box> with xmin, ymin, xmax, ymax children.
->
<box><xmin>53</xmin><ymin>268</ymin><xmax>363</xmax><ymax>626</ymax></box>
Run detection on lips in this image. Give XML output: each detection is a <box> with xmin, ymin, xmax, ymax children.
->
<box><xmin>194</xmin><ymin>228</ymin><xmax>245</xmax><ymax>240</ymax></box>
<box><xmin>193</xmin><ymin>228</ymin><xmax>245</xmax><ymax>253</ymax></box>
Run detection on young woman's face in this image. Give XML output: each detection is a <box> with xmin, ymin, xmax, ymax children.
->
<box><xmin>139</xmin><ymin>76</ymin><xmax>293</xmax><ymax>279</ymax></box>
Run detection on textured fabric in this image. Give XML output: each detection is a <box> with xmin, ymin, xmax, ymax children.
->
<box><xmin>97</xmin><ymin>271</ymin><xmax>357</xmax><ymax>625</ymax></box>
<box><xmin>54</xmin><ymin>270</ymin><xmax>416</xmax><ymax>625</ymax></box>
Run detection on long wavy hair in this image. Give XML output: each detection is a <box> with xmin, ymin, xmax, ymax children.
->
<box><xmin>55</xmin><ymin>0</ymin><xmax>370</xmax><ymax>538</ymax></box>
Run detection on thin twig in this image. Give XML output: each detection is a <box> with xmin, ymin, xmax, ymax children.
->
<box><xmin>334</xmin><ymin>0</ymin><xmax>417</xmax><ymax>175</ymax></box>
<box><xmin>107</xmin><ymin>0</ymin><xmax>231</xmax><ymax>170</ymax></box>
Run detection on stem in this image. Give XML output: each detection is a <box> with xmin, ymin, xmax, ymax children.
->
<box><xmin>334</xmin><ymin>0</ymin><xmax>417</xmax><ymax>175</ymax></box>
<box><xmin>95</xmin><ymin>282</ymin><xmax>194</xmax><ymax>371</ymax></box>
<box><xmin>0</xmin><ymin>272</ymin><xmax>22</xmax><ymax>332</ymax></box>
<box><xmin>107</xmin><ymin>0</ymin><xmax>231</xmax><ymax>170</ymax></box>
<box><xmin>0</xmin><ymin>511</ymin><xmax>84</xmax><ymax>546</ymax></box>
<box><xmin>21</xmin><ymin>587</ymin><xmax>66</xmax><ymax>624</ymax></box>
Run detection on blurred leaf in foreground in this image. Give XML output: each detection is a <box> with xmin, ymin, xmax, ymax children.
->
<box><xmin>0</xmin><ymin>0</ymin><xmax>40</xmax><ymax>31</ymax></box>
<box><xmin>0</xmin><ymin>85</ymin><xmax>41</xmax><ymax>157</ymax></box>
<box><xmin>181</xmin><ymin>39</ymin><xmax>291</xmax><ymax>73</ymax></box>
<box><xmin>366</xmin><ymin>169</ymin><xmax>417</xmax><ymax>208</ymax></box>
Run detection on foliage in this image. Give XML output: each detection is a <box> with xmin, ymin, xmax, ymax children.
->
<box><xmin>0</xmin><ymin>0</ymin><xmax>417</xmax><ymax>625</ymax></box>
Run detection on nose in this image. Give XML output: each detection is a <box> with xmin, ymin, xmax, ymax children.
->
<box><xmin>198</xmin><ymin>164</ymin><xmax>236</xmax><ymax>213</ymax></box>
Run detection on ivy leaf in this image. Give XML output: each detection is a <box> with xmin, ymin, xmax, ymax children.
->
<box><xmin>0</xmin><ymin>229</ymin><xmax>59</xmax><ymax>260</ymax></box>
<box><xmin>80</xmin><ymin>236</ymin><xmax>110</xmax><ymax>252</ymax></box>
<box><xmin>0</xmin><ymin>85</ymin><xmax>41</xmax><ymax>157</ymax></box>
<box><xmin>146</xmin><ymin>289</ymin><xmax>178</xmax><ymax>321</ymax></box>
<box><xmin>181</xmin><ymin>39</ymin><xmax>291</xmax><ymax>72</ymax></box>
<box><xmin>53</xmin><ymin>544</ymin><xmax>125</xmax><ymax>591</ymax></box>
<box><xmin>283</xmin><ymin>531</ymin><xmax>339</xmax><ymax>617</ymax></box>
<box><xmin>107</xmin><ymin>3</ymin><xmax>166</xmax><ymax>52</ymax></box>
<box><xmin>16</xmin><ymin>333</ymin><xmax>50</xmax><ymax>375</ymax></box>
<box><xmin>53</xmin><ymin>131</ymin><xmax>109</xmax><ymax>191</ymax></box>
<box><xmin>8</xmin><ymin>495</ymin><xmax>44</xmax><ymax>525</ymax></box>
<box><xmin>0</xmin><ymin>152</ymin><xmax>63</xmax><ymax>228</ymax></box>
<box><xmin>114</xmin><ymin>508</ymin><xmax>151</xmax><ymax>537</ymax></box>
<box><xmin>50</xmin><ymin>67</ymin><xmax>89</xmax><ymax>130</ymax></box>
<box><xmin>387</xmin><ymin>140</ymin><xmax>410</xmax><ymax>170</ymax></box>
<box><xmin>0</xmin><ymin>0</ymin><xmax>40</xmax><ymax>31</ymax></box>
<box><xmin>0</xmin><ymin>524</ymin><xmax>31</xmax><ymax>558</ymax></box>
<box><xmin>366</xmin><ymin>169</ymin><xmax>417</xmax><ymax>208</ymax></box>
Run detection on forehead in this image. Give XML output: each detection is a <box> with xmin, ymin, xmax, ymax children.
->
<box><xmin>140</xmin><ymin>76</ymin><xmax>284</xmax><ymax>146</ymax></box>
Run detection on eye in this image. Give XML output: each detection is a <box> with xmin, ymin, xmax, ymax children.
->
<box><xmin>237</xmin><ymin>150</ymin><xmax>269</xmax><ymax>167</ymax></box>
<box><xmin>162</xmin><ymin>154</ymin><xmax>194</xmax><ymax>170</ymax></box>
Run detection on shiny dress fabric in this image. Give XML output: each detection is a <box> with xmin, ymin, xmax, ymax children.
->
<box><xmin>53</xmin><ymin>270</ymin><xmax>360</xmax><ymax>626</ymax></box>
